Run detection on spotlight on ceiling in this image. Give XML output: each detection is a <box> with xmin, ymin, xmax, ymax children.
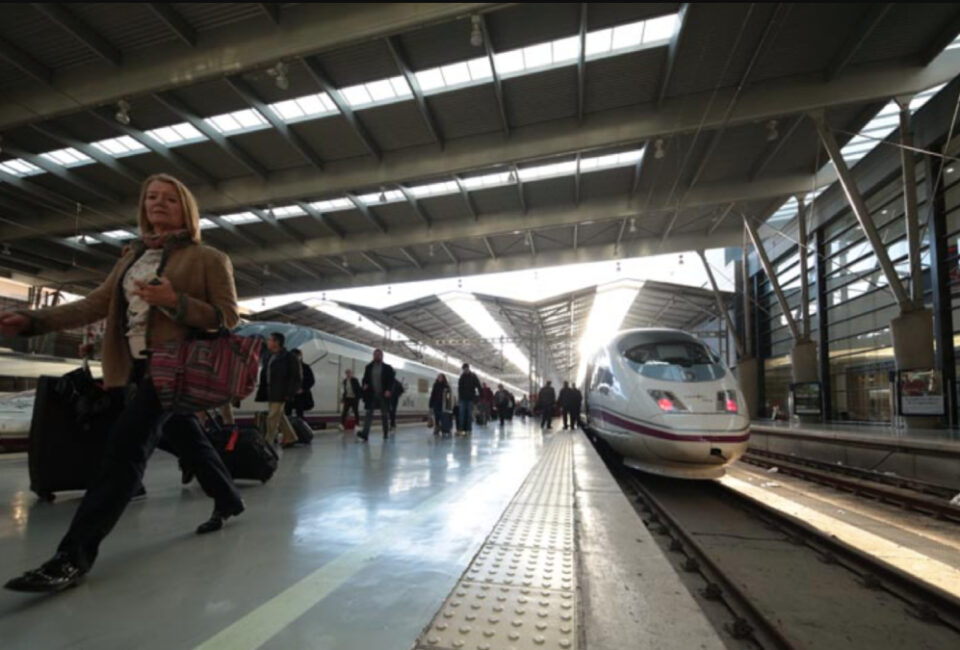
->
<box><xmin>678</xmin><ymin>254</ymin><xmax>684</xmax><ymax>266</ymax></box>
<box><xmin>629</xmin><ymin>217</ymin><xmax>637</xmax><ymax>234</ymax></box>
<box><xmin>115</xmin><ymin>100</ymin><xmax>131</xmax><ymax>126</ymax></box>
<box><xmin>470</xmin><ymin>15</ymin><xmax>483</xmax><ymax>48</ymax></box>
<box><xmin>267</xmin><ymin>62</ymin><xmax>289</xmax><ymax>91</ymax></box>
<box><xmin>766</xmin><ymin>119</ymin><xmax>779</xmax><ymax>142</ymax></box>
<box><xmin>653</xmin><ymin>138</ymin><xmax>665</xmax><ymax>159</ymax></box>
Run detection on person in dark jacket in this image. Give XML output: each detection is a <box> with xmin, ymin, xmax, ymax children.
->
<box><xmin>255</xmin><ymin>332</ymin><xmax>302</xmax><ymax>448</ymax></box>
<box><xmin>558</xmin><ymin>381</ymin><xmax>574</xmax><ymax>430</ymax></box>
<box><xmin>429</xmin><ymin>373</ymin><xmax>452</xmax><ymax>436</ymax></box>
<box><xmin>538</xmin><ymin>381</ymin><xmax>556</xmax><ymax>430</ymax></box>
<box><xmin>285</xmin><ymin>349</ymin><xmax>315</xmax><ymax>420</ymax></box>
<box><xmin>568</xmin><ymin>384</ymin><xmax>583</xmax><ymax>430</ymax></box>
<box><xmin>340</xmin><ymin>368</ymin><xmax>362</xmax><ymax>429</ymax></box>
<box><xmin>494</xmin><ymin>384</ymin><xmax>513</xmax><ymax>427</ymax></box>
<box><xmin>457</xmin><ymin>363</ymin><xmax>482</xmax><ymax>436</ymax></box>
<box><xmin>388</xmin><ymin>378</ymin><xmax>405</xmax><ymax>430</ymax></box>
<box><xmin>359</xmin><ymin>348</ymin><xmax>395</xmax><ymax>441</ymax></box>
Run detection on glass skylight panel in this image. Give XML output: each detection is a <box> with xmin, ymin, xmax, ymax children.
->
<box><xmin>467</xmin><ymin>57</ymin><xmax>493</xmax><ymax>81</ymax></box>
<box><xmin>493</xmin><ymin>49</ymin><xmax>524</xmax><ymax>75</ymax></box>
<box><xmin>147</xmin><ymin>122</ymin><xmax>205</xmax><ymax>146</ymax></box>
<box><xmin>293</xmin><ymin>94</ymin><xmax>325</xmax><ymax>117</ymax></box>
<box><xmin>440</xmin><ymin>61</ymin><xmax>471</xmax><ymax>86</ymax></box>
<box><xmin>309</xmin><ymin>198</ymin><xmax>353</xmax><ymax>212</ymax></box>
<box><xmin>100</xmin><ymin>229</ymin><xmax>136</xmax><ymax>240</ymax></box>
<box><xmin>42</xmin><ymin>148</ymin><xmax>93</xmax><ymax>167</ymax></box>
<box><xmin>440</xmin><ymin>292</ymin><xmax>530</xmax><ymax>373</ymax></box>
<box><xmin>341</xmin><ymin>84</ymin><xmax>373</xmax><ymax>107</ymax></box>
<box><xmin>220</xmin><ymin>211</ymin><xmax>260</xmax><ymax>225</ymax></box>
<box><xmin>270</xmin><ymin>205</ymin><xmax>306</xmax><ymax>219</ymax></box>
<box><xmin>92</xmin><ymin>136</ymin><xmax>148</xmax><ymax>157</ymax></box>
<box><xmin>585</xmin><ymin>28</ymin><xmax>613</xmax><ymax>56</ymax></box>
<box><xmin>207</xmin><ymin>112</ymin><xmax>244</xmax><ymax>132</ymax></box>
<box><xmin>410</xmin><ymin>180</ymin><xmax>459</xmax><ymax>198</ymax></box>
<box><xmin>0</xmin><ymin>159</ymin><xmax>42</xmax><ymax>176</ymax></box>
<box><xmin>522</xmin><ymin>42</ymin><xmax>553</xmax><ymax>70</ymax></box>
<box><xmin>198</xmin><ymin>218</ymin><xmax>218</xmax><ymax>230</ymax></box>
<box><xmin>415</xmin><ymin>68</ymin><xmax>445</xmax><ymax>92</ymax></box>
<box><xmin>643</xmin><ymin>14</ymin><xmax>679</xmax><ymax>44</ymax></box>
<box><xmin>612</xmin><ymin>22</ymin><xmax>645</xmax><ymax>50</ymax></box>
<box><xmin>461</xmin><ymin>171</ymin><xmax>510</xmax><ymax>189</ymax></box>
<box><xmin>366</xmin><ymin>78</ymin><xmax>397</xmax><ymax>102</ymax></box>
<box><xmin>389</xmin><ymin>76</ymin><xmax>413</xmax><ymax>98</ymax></box>
<box><xmin>552</xmin><ymin>36</ymin><xmax>580</xmax><ymax>63</ymax></box>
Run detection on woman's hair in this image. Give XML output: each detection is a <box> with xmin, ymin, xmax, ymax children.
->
<box><xmin>138</xmin><ymin>173</ymin><xmax>201</xmax><ymax>242</ymax></box>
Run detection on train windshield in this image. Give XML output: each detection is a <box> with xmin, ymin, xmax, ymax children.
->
<box><xmin>622</xmin><ymin>340</ymin><xmax>726</xmax><ymax>382</ymax></box>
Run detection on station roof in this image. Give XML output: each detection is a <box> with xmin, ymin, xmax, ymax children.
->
<box><xmin>0</xmin><ymin>3</ymin><xmax>957</xmax><ymax>296</ymax></box>
<box><xmin>246</xmin><ymin>278</ymin><xmax>732</xmax><ymax>386</ymax></box>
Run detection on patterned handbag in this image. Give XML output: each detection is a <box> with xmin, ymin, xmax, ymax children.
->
<box><xmin>149</xmin><ymin>309</ymin><xmax>262</xmax><ymax>414</ymax></box>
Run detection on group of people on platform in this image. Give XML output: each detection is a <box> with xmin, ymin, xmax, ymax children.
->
<box><xmin>533</xmin><ymin>380</ymin><xmax>583</xmax><ymax>431</ymax></box>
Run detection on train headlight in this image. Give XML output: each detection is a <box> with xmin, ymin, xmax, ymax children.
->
<box><xmin>717</xmin><ymin>390</ymin><xmax>738</xmax><ymax>413</ymax></box>
<box><xmin>648</xmin><ymin>389</ymin><xmax>687</xmax><ymax>412</ymax></box>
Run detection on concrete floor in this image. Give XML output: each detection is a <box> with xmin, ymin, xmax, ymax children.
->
<box><xmin>0</xmin><ymin>419</ymin><xmax>549</xmax><ymax>650</ymax></box>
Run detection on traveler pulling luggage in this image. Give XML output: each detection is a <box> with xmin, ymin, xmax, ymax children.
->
<box><xmin>288</xmin><ymin>415</ymin><xmax>314</xmax><ymax>444</ymax></box>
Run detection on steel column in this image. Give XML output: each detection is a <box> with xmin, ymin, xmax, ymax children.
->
<box><xmin>812</xmin><ymin>114</ymin><xmax>912</xmax><ymax>311</ymax></box>
<box><xmin>813</xmin><ymin>227</ymin><xmax>832</xmax><ymax>419</ymax></box>
<box><xmin>896</xmin><ymin>97</ymin><xmax>923</xmax><ymax>305</ymax></box>
<box><xmin>743</xmin><ymin>216</ymin><xmax>801</xmax><ymax>341</ymax></box>
<box><xmin>697</xmin><ymin>250</ymin><xmax>744</xmax><ymax>357</ymax></box>
<box><xmin>742</xmin><ymin>226</ymin><xmax>754</xmax><ymax>357</ymax></box>
<box><xmin>796</xmin><ymin>195</ymin><xmax>811</xmax><ymax>338</ymax></box>
<box><xmin>754</xmin><ymin>273</ymin><xmax>768</xmax><ymax>416</ymax></box>
<box><xmin>924</xmin><ymin>152</ymin><xmax>956</xmax><ymax>426</ymax></box>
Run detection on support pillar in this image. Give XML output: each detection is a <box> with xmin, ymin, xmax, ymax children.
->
<box><xmin>895</xmin><ymin>96</ymin><xmax>923</xmax><ymax>304</ymax></box>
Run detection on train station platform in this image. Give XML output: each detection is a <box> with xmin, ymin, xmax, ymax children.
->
<box><xmin>0</xmin><ymin>419</ymin><xmax>724</xmax><ymax>650</ymax></box>
<box><xmin>749</xmin><ymin>420</ymin><xmax>960</xmax><ymax>489</ymax></box>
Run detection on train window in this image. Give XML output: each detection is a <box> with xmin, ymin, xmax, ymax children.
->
<box><xmin>622</xmin><ymin>340</ymin><xmax>726</xmax><ymax>382</ymax></box>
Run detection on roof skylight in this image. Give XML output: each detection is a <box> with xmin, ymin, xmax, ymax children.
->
<box><xmin>146</xmin><ymin>122</ymin><xmax>206</xmax><ymax>146</ymax></box>
<box><xmin>309</xmin><ymin>198</ymin><xmax>354</xmax><ymax>212</ymax></box>
<box><xmin>270</xmin><ymin>205</ymin><xmax>307</xmax><ymax>219</ymax></box>
<box><xmin>339</xmin><ymin>77</ymin><xmax>412</xmax><ymax>109</ymax></box>
<box><xmin>41</xmin><ymin>148</ymin><xmax>94</xmax><ymax>167</ymax></box>
<box><xmin>220</xmin><ymin>212</ymin><xmax>261</xmax><ymax>225</ymax></box>
<box><xmin>440</xmin><ymin>291</ymin><xmax>530</xmax><ymax>373</ymax></box>
<box><xmin>100</xmin><ymin>229</ymin><xmax>137</xmax><ymax>240</ymax></box>
<box><xmin>92</xmin><ymin>136</ymin><xmax>148</xmax><ymax>158</ymax></box>
<box><xmin>205</xmin><ymin>108</ymin><xmax>269</xmax><ymax>135</ymax></box>
<box><xmin>0</xmin><ymin>158</ymin><xmax>43</xmax><ymax>177</ymax></box>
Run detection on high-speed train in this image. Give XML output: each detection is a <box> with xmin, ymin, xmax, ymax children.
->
<box><xmin>583</xmin><ymin>328</ymin><xmax>749</xmax><ymax>479</ymax></box>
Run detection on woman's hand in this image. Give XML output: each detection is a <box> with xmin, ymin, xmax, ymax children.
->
<box><xmin>134</xmin><ymin>277</ymin><xmax>178</xmax><ymax>308</ymax></box>
<box><xmin>0</xmin><ymin>312</ymin><xmax>29</xmax><ymax>338</ymax></box>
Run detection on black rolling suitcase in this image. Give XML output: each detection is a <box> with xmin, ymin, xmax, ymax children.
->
<box><xmin>206</xmin><ymin>422</ymin><xmax>278</xmax><ymax>484</ymax></box>
<box><xmin>288</xmin><ymin>416</ymin><xmax>314</xmax><ymax>444</ymax></box>
<box><xmin>28</xmin><ymin>367</ymin><xmax>121</xmax><ymax>501</ymax></box>
<box><xmin>439</xmin><ymin>411</ymin><xmax>454</xmax><ymax>435</ymax></box>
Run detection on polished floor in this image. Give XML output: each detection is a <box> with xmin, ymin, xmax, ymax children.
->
<box><xmin>0</xmin><ymin>418</ymin><xmax>553</xmax><ymax>650</ymax></box>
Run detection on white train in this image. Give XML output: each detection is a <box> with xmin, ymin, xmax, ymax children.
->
<box><xmin>583</xmin><ymin>328</ymin><xmax>749</xmax><ymax>480</ymax></box>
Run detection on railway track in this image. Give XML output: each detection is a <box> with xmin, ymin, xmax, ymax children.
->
<box><xmin>590</xmin><ymin>437</ymin><xmax>960</xmax><ymax>650</ymax></box>
<box><xmin>740</xmin><ymin>450</ymin><xmax>960</xmax><ymax>523</ymax></box>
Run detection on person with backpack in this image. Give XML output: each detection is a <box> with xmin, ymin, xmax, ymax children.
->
<box><xmin>1</xmin><ymin>174</ymin><xmax>244</xmax><ymax>593</ymax></box>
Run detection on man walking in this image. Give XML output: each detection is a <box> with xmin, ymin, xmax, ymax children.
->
<box><xmin>494</xmin><ymin>384</ymin><xmax>513</xmax><ymax>427</ymax></box>
<box><xmin>341</xmin><ymin>368</ymin><xmax>361</xmax><ymax>430</ymax></box>
<box><xmin>538</xmin><ymin>380</ymin><xmax>556</xmax><ymax>430</ymax></box>
<box><xmin>558</xmin><ymin>381</ymin><xmax>573</xmax><ymax>430</ymax></box>
<box><xmin>255</xmin><ymin>332</ymin><xmax>302</xmax><ymax>449</ymax></box>
<box><xmin>360</xmin><ymin>348</ymin><xmax>395</xmax><ymax>441</ymax></box>
<box><xmin>568</xmin><ymin>383</ymin><xmax>583</xmax><ymax>430</ymax></box>
<box><xmin>457</xmin><ymin>363</ymin><xmax>482</xmax><ymax>436</ymax></box>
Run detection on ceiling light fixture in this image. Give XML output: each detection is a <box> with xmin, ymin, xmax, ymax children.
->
<box><xmin>653</xmin><ymin>138</ymin><xmax>665</xmax><ymax>159</ymax></box>
<box><xmin>115</xmin><ymin>99</ymin><xmax>131</xmax><ymax>126</ymax></box>
<box><xmin>267</xmin><ymin>62</ymin><xmax>289</xmax><ymax>91</ymax></box>
<box><xmin>470</xmin><ymin>15</ymin><xmax>484</xmax><ymax>47</ymax></box>
<box><xmin>342</xmin><ymin>256</ymin><xmax>349</xmax><ymax>268</ymax></box>
<box><xmin>629</xmin><ymin>217</ymin><xmax>637</xmax><ymax>233</ymax></box>
<box><xmin>508</xmin><ymin>168</ymin><xmax>517</xmax><ymax>182</ymax></box>
<box><xmin>678</xmin><ymin>254</ymin><xmax>684</xmax><ymax>265</ymax></box>
<box><xmin>766</xmin><ymin>119</ymin><xmax>779</xmax><ymax>142</ymax></box>
<box><xmin>378</xmin><ymin>187</ymin><xmax>386</xmax><ymax>202</ymax></box>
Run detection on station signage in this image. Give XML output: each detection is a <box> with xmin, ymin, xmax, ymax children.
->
<box><xmin>897</xmin><ymin>368</ymin><xmax>945</xmax><ymax>416</ymax></box>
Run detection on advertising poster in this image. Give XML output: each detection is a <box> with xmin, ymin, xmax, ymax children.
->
<box><xmin>898</xmin><ymin>369</ymin><xmax>944</xmax><ymax>416</ymax></box>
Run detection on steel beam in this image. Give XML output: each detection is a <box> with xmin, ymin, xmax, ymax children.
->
<box><xmin>345</xmin><ymin>193</ymin><xmax>387</xmax><ymax>233</ymax></box>
<box><xmin>399</xmin><ymin>247</ymin><xmax>422</xmax><ymax>269</ymax></box>
<box><xmin>258</xmin><ymin>3</ymin><xmax>281</xmax><ymax>24</ymax></box>
<box><xmin>896</xmin><ymin>97</ymin><xmax>923</xmax><ymax>304</ymax></box>
<box><xmin>812</xmin><ymin>113</ymin><xmax>912</xmax><ymax>311</ymax></box>
<box><xmin>397</xmin><ymin>185</ymin><xmax>431</xmax><ymax>227</ymax></box>
<box><xmin>0</xmin><ymin>35</ymin><xmax>52</xmax><ymax>85</ymax></box>
<box><xmin>88</xmin><ymin>109</ymin><xmax>217</xmax><ymax>185</ymax></box>
<box><xmin>154</xmin><ymin>91</ymin><xmax>268</xmax><ymax>179</ymax></box>
<box><xmin>483</xmin><ymin>237</ymin><xmax>496</xmax><ymax>260</ymax></box>
<box><xmin>706</xmin><ymin>202</ymin><xmax>735</xmax><ymax>236</ymax></box>
<box><xmin>479</xmin><ymin>14</ymin><xmax>510</xmax><ymax>136</ymax></box>
<box><xmin>440</xmin><ymin>241</ymin><xmax>458</xmax><ymax>264</ymax></box>
<box><xmin>453</xmin><ymin>175</ymin><xmax>478</xmax><ymax>220</ymax></box>
<box><xmin>2</xmin><ymin>4</ymin><xmax>501</xmax><ymax>129</ymax></box>
<box><xmin>30</xmin><ymin>123</ymin><xmax>143</xmax><ymax>186</ymax></box>
<box><xmin>656</xmin><ymin>4</ymin><xmax>689</xmax><ymax>108</ymax></box>
<box><xmin>825</xmin><ymin>4</ymin><xmax>892</xmax><ymax>80</ymax></box>
<box><xmin>206</xmin><ymin>215</ymin><xmax>261</xmax><ymax>248</ymax></box>
<box><xmin>147</xmin><ymin>3</ymin><xmax>196</xmax><ymax>47</ymax></box>
<box><xmin>386</xmin><ymin>36</ymin><xmax>443</xmax><ymax>148</ymax></box>
<box><xmin>513</xmin><ymin>165</ymin><xmax>527</xmax><ymax>213</ymax></box>
<box><xmin>225</xmin><ymin>76</ymin><xmax>325</xmax><ymax>169</ymax></box>
<box><xmin>34</xmin><ymin>3</ymin><xmax>121</xmax><ymax>67</ymax></box>
<box><xmin>741</xmin><ymin>225</ymin><xmax>753</xmax><ymax>357</ymax></box>
<box><xmin>743</xmin><ymin>214</ymin><xmax>801</xmax><ymax>342</ymax></box>
<box><xmin>920</xmin><ymin>8</ymin><xmax>960</xmax><ymax>65</ymax></box>
<box><xmin>301</xmin><ymin>58</ymin><xmax>381</xmax><ymax>160</ymax></box>
<box><xmin>527</xmin><ymin>231</ymin><xmax>536</xmax><ymax>256</ymax></box>
<box><xmin>576</xmin><ymin>3</ymin><xmax>588</xmax><ymax>122</ymax></box>
<box><xmin>296</xmin><ymin>201</ymin><xmax>344</xmax><ymax>238</ymax></box>
<box><xmin>360</xmin><ymin>251</ymin><xmax>386</xmax><ymax>273</ymax></box>
<box><xmin>796</xmin><ymin>195</ymin><xmax>811</xmax><ymax>338</ymax></box>
<box><xmin>1</xmin><ymin>141</ymin><xmax>123</xmax><ymax>203</ymax></box>
<box><xmin>250</xmin><ymin>207</ymin><xmax>302</xmax><ymax>243</ymax></box>
<box><xmin>572</xmin><ymin>223</ymin><xmax>578</xmax><ymax>250</ymax></box>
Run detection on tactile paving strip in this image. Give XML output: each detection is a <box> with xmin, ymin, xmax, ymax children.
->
<box><xmin>416</xmin><ymin>433</ymin><xmax>578</xmax><ymax>650</ymax></box>
<box><xmin>419</xmin><ymin>582</ymin><xmax>576</xmax><ymax>650</ymax></box>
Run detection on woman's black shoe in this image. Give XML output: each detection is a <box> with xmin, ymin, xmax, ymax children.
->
<box><xmin>4</xmin><ymin>554</ymin><xmax>85</xmax><ymax>593</ymax></box>
<box><xmin>196</xmin><ymin>501</ymin><xmax>245</xmax><ymax>535</ymax></box>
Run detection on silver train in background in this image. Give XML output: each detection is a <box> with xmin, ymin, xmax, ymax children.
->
<box><xmin>583</xmin><ymin>328</ymin><xmax>749</xmax><ymax>480</ymax></box>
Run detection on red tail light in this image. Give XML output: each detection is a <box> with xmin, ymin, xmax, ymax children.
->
<box><xmin>725</xmin><ymin>398</ymin><xmax>738</xmax><ymax>413</ymax></box>
<box><xmin>718</xmin><ymin>390</ymin><xmax>739</xmax><ymax>413</ymax></box>
<box><xmin>657</xmin><ymin>397</ymin><xmax>676</xmax><ymax>412</ymax></box>
<box><xmin>649</xmin><ymin>390</ymin><xmax>687</xmax><ymax>412</ymax></box>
